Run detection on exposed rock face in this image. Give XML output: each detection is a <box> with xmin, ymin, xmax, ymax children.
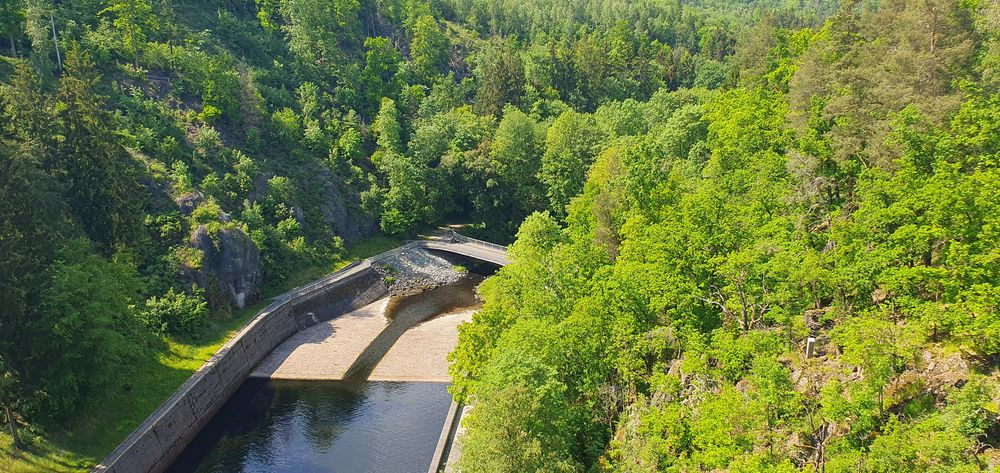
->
<box><xmin>311</xmin><ymin>168</ymin><xmax>377</xmax><ymax>243</ymax></box>
<box><xmin>895</xmin><ymin>348</ymin><xmax>972</xmax><ymax>398</ymax></box>
<box><xmin>175</xmin><ymin>191</ymin><xmax>206</xmax><ymax>217</ymax></box>
<box><xmin>189</xmin><ymin>225</ymin><xmax>262</xmax><ymax>308</ymax></box>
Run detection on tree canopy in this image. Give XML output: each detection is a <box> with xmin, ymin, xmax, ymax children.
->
<box><xmin>2</xmin><ymin>0</ymin><xmax>999</xmax><ymax>470</ymax></box>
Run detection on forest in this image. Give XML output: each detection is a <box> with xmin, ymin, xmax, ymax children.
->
<box><xmin>0</xmin><ymin>0</ymin><xmax>999</xmax><ymax>471</ymax></box>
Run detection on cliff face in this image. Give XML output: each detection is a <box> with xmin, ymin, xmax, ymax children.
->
<box><xmin>314</xmin><ymin>167</ymin><xmax>379</xmax><ymax>244</ymax></box>
<box><xmin>189</xmin><ymin>225</ymin><xmax>263</xmax><ymax>309</ymax></box>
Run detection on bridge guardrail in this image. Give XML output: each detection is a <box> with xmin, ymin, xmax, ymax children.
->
<box><xmin>450</xmin><ymin>230</ymin><xmax>507</xmax><ymax>252</ymax></box>
<box><xmin>274</xmin><ymin>260</ymin><xmax>364</xmax><ymax>302</ymax></box>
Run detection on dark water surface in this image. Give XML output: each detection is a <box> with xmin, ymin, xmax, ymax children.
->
<box><xmin>168</xmin><ymin>380</ymin><xmax>452</xmax><ymax>473</ymax></box>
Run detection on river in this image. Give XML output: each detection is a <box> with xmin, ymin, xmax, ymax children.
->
<box><xmin>166</xmin><ymin>379</ymin><xmax>452</xmax><ymax>473</ymax></box>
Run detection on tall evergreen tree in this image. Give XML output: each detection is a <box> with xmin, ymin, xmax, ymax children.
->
<box><xmin>475</xmin><ymin>38</ymin><xmax>526</xmax><ymax>116</ymax></box>
<box><xmin>52</xmin><ymin>45</ymin><xmax>143</xmax><ymax>253</ymax></box>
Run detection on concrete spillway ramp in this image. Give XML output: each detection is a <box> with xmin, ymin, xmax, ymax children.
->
<box><xmin>250</xmin><ymin>276</ymin><xmax>482</xmax><ymax>382</ymax></box>
<box><xmin>370</xmin><ymin>308</ymin><xmax>477</xmax><ymax>382</ymax></box>
<box><xmin>250</xmin><ymin>299</ymin><xmax>389</xmax><ymax>380</ymax></box>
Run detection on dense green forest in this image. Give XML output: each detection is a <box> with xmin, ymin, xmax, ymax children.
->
<box><xmin>0</xmin><ymin>0</ymin><xmax>998</xmax><ymax>470</ymax></box>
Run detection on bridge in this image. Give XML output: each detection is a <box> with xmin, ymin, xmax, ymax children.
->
<box><xmin>420</xmin><ymin>231</ymin><xmax>510</xmax><ymax>266</ymax></box>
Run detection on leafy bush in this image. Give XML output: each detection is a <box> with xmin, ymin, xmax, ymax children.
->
<box><xmin>190</xmin><ymin>200</ymin><xmax>224</xmax><ymax>226</ymax></box>
<box><xmin>139</xmin><ymin>287</ymin><xmax>211</xmax><ymax>337</ymax></box>
<box><xmin>32</xmin><ymin>241</ymin><xmax>148</xmax><ymax>418</ymax></box>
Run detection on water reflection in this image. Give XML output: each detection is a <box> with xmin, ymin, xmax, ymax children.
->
<box><xmin>168</xmin><ymin>380</ymin><xmax>452</xmax><ymax>473</ymax></box>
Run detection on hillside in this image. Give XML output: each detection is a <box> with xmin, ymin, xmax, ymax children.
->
<box><xmin>1</xmin><ymin>0</ymin><xmax>999</xmax><ymax>471</ymax></box>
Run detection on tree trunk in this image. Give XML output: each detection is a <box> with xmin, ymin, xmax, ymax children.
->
<box><xmin>4</xmin><ymin>403</ymin><xmax>20</xmax><ymax>451</ymax></box>
<box><xmin>8</xmin><ymin>32</ymin><xmax>15</xmax><ymax>58</ymax></box>
<box><xmin>131</xmin><ymin>23</ymin><xmax>139</xmax><ymax>69</ymax></box>
<box><xmin>50</xmin><ymin>14</ymin><xmax>61</xmax><ymax>73</ymax></box>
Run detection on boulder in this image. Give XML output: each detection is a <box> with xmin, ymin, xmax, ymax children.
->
<box><xmin>189</xmin><ymin>225</ymin><xmax>262</xmax><ymax>309</ymax></box>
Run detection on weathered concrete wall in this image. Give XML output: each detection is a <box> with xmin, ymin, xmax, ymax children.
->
<box><xmin>93</xmin><ymin>263</ymin><xmax>389</xmax><ymax>473</ymax></box>
<box><xmin>93</xmin><ymin>238</ymin><xmax>506</xmax><ymax>473</ymax></box>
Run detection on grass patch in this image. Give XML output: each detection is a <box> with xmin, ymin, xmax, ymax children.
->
<box><xmin>0</xmin><ymin>234</ymin><xmax>404</xmax><ymax>472</ymax></box>
<box><xmin>262</xmin><ymin>234</ymin><xmax>404</xmax><ymax>296</ymax></box>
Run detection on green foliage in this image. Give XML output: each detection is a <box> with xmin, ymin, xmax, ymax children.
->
<box><xmin>360</xmin><ymin>37</ymin><xmax>402</xmax><ymax>115</ymax></box>
<box><xmin>372</xmin><ymin>97</ymin><xmax>403</xmax><ymax>157</ymax></box>
<box><xmin>474</xmin><ymin>39</ymin><xmax>525</xmax><ymax>116</ymax></box>
<box><xmin>451</xmin><ymin>3</ymin><xmax>1000</xmax><ymax>468</ymax></box>
<box><xmin>538</xmin><ymin>110</ymin><xmax>604</xmax><ymax>218</ymax></box>
<box><xmin>138</xmin><ymin>287</ymin><xmax>210</xmax><ymax>337</ymax></box>
<box><xmin>190</xmin><ymin>200</ymin><xmax>223</xmax><ymax>226</ymax></box>
<box><xmin>410</xmin><ymin>15</ymin><xmax>448</xmax><ymax>83</ymax></box>
<box><xmin>0</xmin><ymin>110</ymin><xmax>66</xmax><ymax>430</ymax></box>
<box><xmin>469</xmin><ymin>106</ymin><xmax>545</xmax><ymax>236</ymax></box>
<box><xmin>33</xmin><ymin>240</ymin><xmax>148</xmax><ymax>419</ymax></box>
<box><xmin>280</xmin><ymin>0</ymin><xmax>361</xmax><ymax>68</ymax></box>
<box><xmin>3</xmin><ymin>0</ymin><xmax>999</xmax><ymax>470</ymax></box>
<box><xmin>99</xmin><ymin>0</ymin><xmax>156</xmax><ymax>68</ymax></box>
<box><xmin>54</xmin><ymin>46</ymin><xmax>144</xmax><ymax>253</ymax></box>
<box><xmin>457</xmin><ymin>348</ymin><xmax>582</xmax><ymax>473</ymax></box>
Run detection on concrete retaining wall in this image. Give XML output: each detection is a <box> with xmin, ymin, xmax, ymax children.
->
<box><xmin>93</xmin><ymin>258</ymin><xmax>401</xmax><ymax>473</ymax></box>
<box><xmin>93</xmin><ymin>239</ymin><xmax>506</xmax><ymax>473</ymax></box>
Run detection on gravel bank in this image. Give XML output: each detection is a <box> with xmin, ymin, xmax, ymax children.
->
<box><xmin>375</xmin><ymin>247</ymin><xmax>465</xmax><ymax>296</ymax></box>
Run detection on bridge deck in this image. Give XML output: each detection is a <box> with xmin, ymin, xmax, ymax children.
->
<box><xmin>418</xmin><ymin>240</ymin><xmax>510</xmax><ymax>266</ymax></box>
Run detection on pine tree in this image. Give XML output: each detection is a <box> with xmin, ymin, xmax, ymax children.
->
<box><xmin>52</xmin><ymin>45</ymin><xmax>143</xmax><ymax>253</ymax></box>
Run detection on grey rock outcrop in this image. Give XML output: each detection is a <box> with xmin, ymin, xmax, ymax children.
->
<box><xmin>308</xmin><ymin>167</ymin><xmax>377</xmax><ymax>243</ymax></box>
<box><xmin>320</xmin><ymin>188</ymin><xmax>377</xmax><ymax>243</ymax></box>
<box><xmin>189</xmin><ymin>225</ymin><xmax>262</xmax><ymax>308</ymax></box>
<box><xmin>175</xmin><ymin>191</ymin><xmax>206</xmax><ymax>217</ymax></box>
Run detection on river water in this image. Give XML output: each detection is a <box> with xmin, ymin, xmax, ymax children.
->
<box><xmin>168</xmin><ymin>265</ymin><xmax>488</xmax><ymax>473</ymax></box>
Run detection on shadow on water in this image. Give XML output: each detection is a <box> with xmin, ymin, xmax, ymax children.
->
<box><xmin>342</xmin><ymin>275</ymin><xmax>483</xmax><ymax>382</ymax></box>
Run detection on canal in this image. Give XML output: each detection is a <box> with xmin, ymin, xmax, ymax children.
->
<box><xmin>168</xmin><ymin>255</ymin><xmax>494</xmax><ymax>473</ymax></box>
<box><xmin>166</xmin><ymin>379</ymin><xmax>452</xmax><ymax>473</ymax></box>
